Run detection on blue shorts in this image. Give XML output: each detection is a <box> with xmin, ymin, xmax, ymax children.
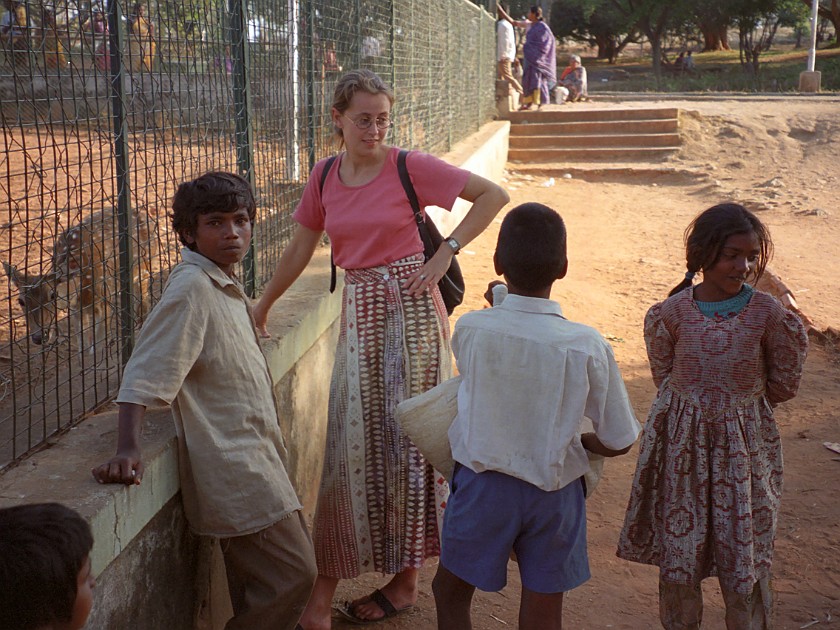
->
<box><xmin>440</xmin><ymin>463</ymin><xmax>590</xmax><ymax>594</ymax></box>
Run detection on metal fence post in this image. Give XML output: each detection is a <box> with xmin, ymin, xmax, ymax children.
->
<box><xmin>478</xmin><ymin>10</ymin><xmax>483</xmax><ymax>131</ymax></box>
<box><xmin>230</xmin><ymin>0</ymin><xmax>257</xmax><ymax>296</ymax></box>
<box><xmin>407</xmin><ymin>0</ymin><xmax>413</xmax><ymax>147</ymax></box>
<box><xmin>107</xmin><ymin>0</ymin><xmax>135</xmax><ymax>362</ymax></box>
<box><xmin>390</xmin><ymin>0</ymin><xmax>396</xmax><ymax>95</ymax></box>
<box><xmin>355</xmin><ymin>0</ymin><xmax>362</xmax><ymax>69</ymax></box>
<box><xmin>447</xmin><ymin>4</ymin><xmax>452</xmax><ymax>151</ymax></box>
<box><xmin>306</xmin><ymin>0</ymin><xmax>316</xmax><ymax>173</ymax></box>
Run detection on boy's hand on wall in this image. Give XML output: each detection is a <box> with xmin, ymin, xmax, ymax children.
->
<box><xmin>91</xmin><ymin>451</ymin><xmax>144</xmax><ymax>485</ymax></box>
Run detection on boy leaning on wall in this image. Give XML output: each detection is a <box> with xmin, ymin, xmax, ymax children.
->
<box><xmin>92</xmin><ymin>171</ymin><xmax>316</xmax><ymax>630</ymax></box>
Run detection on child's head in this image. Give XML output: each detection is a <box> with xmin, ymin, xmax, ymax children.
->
<box><xmin>0</xmin><ymin>503</ymin><xmax>95</xmax><ymax>630</ymax></box>
<box><xmin>495</xmin><ymin>202</ymin><xmax>567</xmax><ymax>295</ymax></box>
<box><xmin>669</xmin><ymin>202</ymin><xmax>773</xmax><ymax>297</ymax></box>
<box><xmin>171</xmin><ymin>171</ymin><xmax>256</xmax><ymax>251</ymax></box>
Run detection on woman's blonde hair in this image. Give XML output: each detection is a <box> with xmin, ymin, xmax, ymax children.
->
<box><xmin>332</xmin><ymin>69</ymin><xmax>395</xmax><ymax>144</ymax></box>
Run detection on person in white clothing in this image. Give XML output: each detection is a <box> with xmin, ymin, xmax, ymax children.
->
<box><xmin>432</xmin><ymin>202</ymin><xmax>641</xmax><ymax>630</ymax></box>
<box><xmin>496</xmin><ymin>3</ymin><xmax>522</xmax><ymax>96</ymax></box>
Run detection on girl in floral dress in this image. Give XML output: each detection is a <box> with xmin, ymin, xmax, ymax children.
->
<box><xmin>618</xmin><ymin>203</ymin><xmax>808</xmax><ymax>629</ymax></box>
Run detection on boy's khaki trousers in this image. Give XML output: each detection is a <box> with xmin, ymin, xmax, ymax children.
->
<box><xmin>659</xmin><ymin>577</ymin><xmax>773</xmax><ymax>630</ymax></box>
<box><xmin>221</xmin><ymin>510</ymin><xmax>317</xmax><ymax>630</ymax></box>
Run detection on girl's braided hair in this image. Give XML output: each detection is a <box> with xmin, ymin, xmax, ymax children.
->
<box><xmin>668</xmin><ymin>202</ymin><xmax>773</xmax><ymax>297</ymax></box>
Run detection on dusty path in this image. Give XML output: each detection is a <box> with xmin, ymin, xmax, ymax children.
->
<box><xmin>330</xmin><ymin>98</ymin><xmax>840</xmax><ymax>629</ymax></box>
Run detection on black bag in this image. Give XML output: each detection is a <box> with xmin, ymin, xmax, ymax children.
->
<box><xmin>396</xmin><ymin>150</ymin><xmax>464</xmax><ymax>314</ymax></box>
<box><xmin>321</xmin><ymin>150</ymin><xmax>465</xmax><ymax>315</ymax></box>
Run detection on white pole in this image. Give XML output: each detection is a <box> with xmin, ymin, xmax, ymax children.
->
<box><xmin>286</xmin><ymin>0</ymin><xmax>301</xmax><ymax>181</ymax></box>
<box><xmin>807</xmin><ymin>0</ymin><xmax>820</xmax><ymax>72</ymax></box>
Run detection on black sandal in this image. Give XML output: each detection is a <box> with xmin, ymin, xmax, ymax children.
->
<box><xmin>334</xmin><ymin>589</ymin><xmax>413</xmax><ymax>624</ymax></box>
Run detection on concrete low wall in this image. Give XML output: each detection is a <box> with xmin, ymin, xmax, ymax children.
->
<box><xmin>0</xmin><ymin>120</ymin><xmax>509</xmax><ymax>630</ymax></box>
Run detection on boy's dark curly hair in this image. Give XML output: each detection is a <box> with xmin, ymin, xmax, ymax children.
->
<box><xmin>171</xmin><ymin>171</ymin><xmax>257</xmax><ymax>249</ymax></box>
<box><xmin>0</xmin><ymin>503</ymin><xmax>94</xmax><ymax>630</ymax></box>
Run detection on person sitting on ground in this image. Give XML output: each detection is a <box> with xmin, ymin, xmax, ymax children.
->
<box><xmin>0</xmin><ymin>503</ymin><xmax>96</xmax><ymax>630</ymax></box>
<box><xmin>432</xmin><ymin>202</ymin><xmax>642</xmax><ymax>630</ymax></box>
<box><xmin>91</xmin><ymin>171</ymin><xmax>317</xmax><ymax>630</ymax></box>
<box><xmin>558</xmin><ymin>54</ymin><xmax>587</xmax><ymax>102</ymax></box>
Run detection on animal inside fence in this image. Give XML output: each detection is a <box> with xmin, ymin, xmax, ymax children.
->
<box><xmin>4</xmin><ymin>207</ymin><xmax>164</xmax><ymax>353</ymax></box>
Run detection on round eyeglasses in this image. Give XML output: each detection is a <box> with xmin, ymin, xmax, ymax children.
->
<box><xmin>343</xmin><ymin>114</ymin><xmax>393</xmax><ymax>130</ymax></box>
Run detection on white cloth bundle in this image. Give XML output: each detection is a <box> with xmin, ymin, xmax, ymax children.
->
<box><xmin>395</xmin><ymin>375</ymin><xmax>604</xmax><ymax>497</ymax></box>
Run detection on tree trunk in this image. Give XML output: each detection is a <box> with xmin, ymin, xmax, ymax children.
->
<box><xmin>595</xmin><ymin>34</ymin><xmax>610</xmax><ymax>59</ymax></box>
<box><xmin>700</xmin><ymin>23</ymin><xmax>731</xmax><ymax>50</ymax></box>
<box><xmin>832</xmin><ymin>0</ymin><xmax>840</xmax><ymax>47</ymax></box>
<box><xmin>717</xmin><ymin>25</ymin><xmax>731</xmax><ymax>50</ymax></box>
<box><xmin>650</xmin><ymin>37</ymin><xmax>663</xmax><ymax>85</ymax></box>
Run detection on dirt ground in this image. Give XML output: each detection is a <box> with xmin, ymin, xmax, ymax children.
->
<box><xmin>329</xmin><ymin>97</ymin><xmax>840</xmax><ymax>629</ymax></box>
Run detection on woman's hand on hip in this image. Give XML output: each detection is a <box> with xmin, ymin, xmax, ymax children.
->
<box><xmin>403</xmin><ymin>248</ymin><xmax>453</xmax><ymax>298</ymax></box>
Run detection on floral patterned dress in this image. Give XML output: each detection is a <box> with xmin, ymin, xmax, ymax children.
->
<box><xmin>617</xmin><ymin>288</ymin><xmax>808</xmax><ymax>595</ymax></box>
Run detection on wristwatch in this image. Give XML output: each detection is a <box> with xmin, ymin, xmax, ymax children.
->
<box><xmin>444</xmin><ymin>237</ymin><xmax>461</xmax><ymax>255</ymax></box>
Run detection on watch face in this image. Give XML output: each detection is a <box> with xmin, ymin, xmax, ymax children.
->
<box><xmin>447</xmin><ymin>238</ymin><xmax>460</xmax><ymax>253</ymax></box>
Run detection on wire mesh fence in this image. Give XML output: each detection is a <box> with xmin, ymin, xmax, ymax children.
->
<box><xmin>0</xmin><ymin>0</ymin><xmax>495</xmax><ymax>470</ymax></box>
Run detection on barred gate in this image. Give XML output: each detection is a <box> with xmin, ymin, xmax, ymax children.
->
<box><xmin>0</xmin><ymin>0</ymin><xmax>495</xmax><ymax>470</ymax></box>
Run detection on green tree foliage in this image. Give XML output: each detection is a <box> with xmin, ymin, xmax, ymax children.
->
<box><xmin>605</xmin><ymin>0</ymin><xmax>691</xmax><ymax>79</ymax></box>
<box><xmin>734</xmin><ymin>0</ymin><xmax>810</xmax><ymax>72</ymax></box>
<box><xmin>549</xmin><ymin>0</ymin><xmax>638</xmax><ymax>62</ymax></box>
<box><xmin>691</xmin><ymin>0</ymin><xmax>734</xmax><ymax>50</ymax></box>
<box><xmin>798</xmin><ymin>0</ymin><xmax>840</xmax><ymax>46</ymax></box>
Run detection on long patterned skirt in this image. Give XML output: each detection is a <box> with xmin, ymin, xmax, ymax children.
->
<box><xmin>312</xmin><ymin>253</ymin><xmax>452</xmax><ymax>578</ymax></box>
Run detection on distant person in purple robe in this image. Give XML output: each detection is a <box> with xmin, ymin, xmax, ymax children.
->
<box><xmin>498</xmin><ymin>5</ymin><xmax>555</xmax><ymax>110</ymax></box>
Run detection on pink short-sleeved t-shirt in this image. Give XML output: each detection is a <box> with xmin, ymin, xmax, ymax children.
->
<box><xmin>293</xmin><ymin>147</ymin><xmax>471</xmax><ymax>269</ymax></box>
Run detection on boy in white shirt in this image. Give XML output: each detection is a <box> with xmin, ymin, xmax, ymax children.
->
<box><xmin>432</xmin><ymin>202</ymin><xmax>641</xmax><ymax>630</ymax></box>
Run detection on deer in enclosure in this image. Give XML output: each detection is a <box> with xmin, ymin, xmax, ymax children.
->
<box><xmin>4</xmin><ymin>207</ymin><xmax>164</xmax><ymax>352</ymax></box>
<box><xmin>3</xmin><ymin>263</ymin><xmax>67</xmax><ymax>346</ymax></box>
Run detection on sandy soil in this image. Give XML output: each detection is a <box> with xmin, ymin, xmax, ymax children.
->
<box><xmin>329</xmin><ymin>97</ymin><xmax>840</xmax><ymax>629</ymax></box>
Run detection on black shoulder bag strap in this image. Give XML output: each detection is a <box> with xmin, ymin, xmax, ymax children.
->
<box><xmin>396</xmin><ymin>149</ymin><xmax>435</xmax><ymax>260</ymax></box>
<box><xmin>320</xmin><ymin>155</ymin><xmax>338</xmax><ymax>293</ymax></box>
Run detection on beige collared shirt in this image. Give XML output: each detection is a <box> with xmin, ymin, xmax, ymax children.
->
<box><xmin>117</xmin><ymin>249</ymin><xmax>302</xmax><ymax>537</ymax></box>
<box><xmin>449</xmin><ymin>294</ymin><xmax>641</xmax><ymax>492</ymax></box>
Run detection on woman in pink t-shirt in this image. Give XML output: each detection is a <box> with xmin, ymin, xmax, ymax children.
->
<box><xmin>253</xmin><ymin>69</ymin><xmax>508</xmax><ymax>627</ymax></box>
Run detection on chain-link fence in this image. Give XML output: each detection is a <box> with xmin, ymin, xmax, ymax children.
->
<box><xmin>0</xmin><ymin>0</ymin><xmax>495</xmax><ymax>471</ymax></box>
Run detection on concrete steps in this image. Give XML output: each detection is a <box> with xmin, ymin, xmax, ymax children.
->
<box><xmin>507</xmin><ymin>107</ymin><xmax>681</xmax><ymax>163</ymax></box>
<box><xmin>510</xmin><ymin>133</ymin><xmax>680</xmax><ymax>149</ymax></box>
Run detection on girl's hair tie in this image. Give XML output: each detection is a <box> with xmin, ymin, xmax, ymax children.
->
<box><xmin>684</xmin><ymin>271</ymin><xmax>695</xmax><ymax>281</ymax></box>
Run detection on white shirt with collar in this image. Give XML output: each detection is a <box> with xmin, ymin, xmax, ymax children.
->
<box><xmin>449</xmin><ymin>293</ymin><xmax>641</xmax><ymax>492</ymax></box>
<box><xmin>497</xmin><ymin>19</ymin><xmax>516</xmax><ymax>62</ymax></box>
